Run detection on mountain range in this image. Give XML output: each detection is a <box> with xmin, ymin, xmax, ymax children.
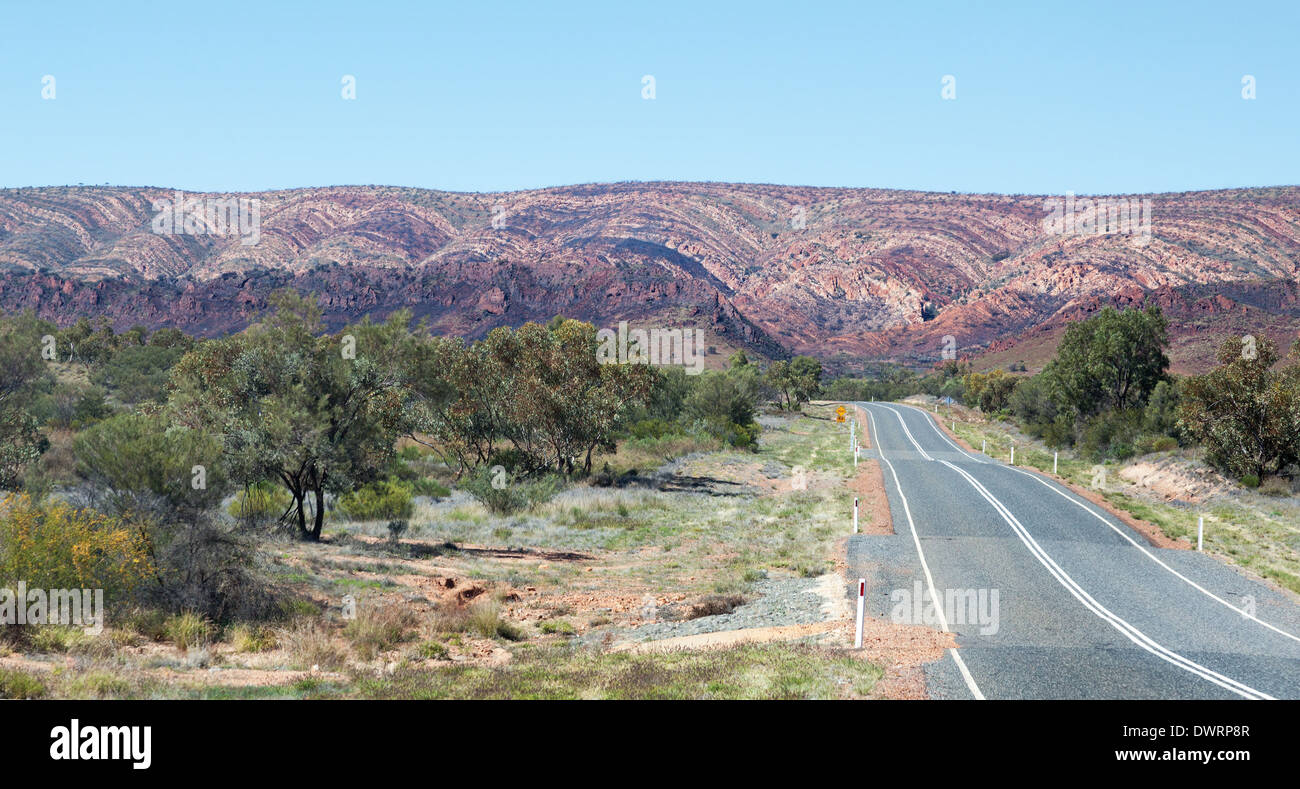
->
<box><xmin>1</xmin><ymin>182</ymin><xmax>1298</xmax><ymax>373</ymax></box>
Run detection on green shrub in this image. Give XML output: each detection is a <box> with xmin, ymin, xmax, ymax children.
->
<box><xmin>0</xmin><ymin>494</ymin><xmax>153</xmax><ymax>599</ymax></box>
<box><xmin>485</xmin><ymin>448</ymin><xmax>533</xmax><ymax>474</ymax></box>
<box><xmin>68</xmin><ymin>671</ymin><xmax>131</xmax><ymax>699</ymax></box>
<box><xmin>228</xmin><ymin>623</ymin><xmax>277</xmax><ymax>653</ymax></box>
<box><xmin>0</xmin><ymin>669</ymin><xmax>47</xmax><ymax>699</ymax></box>
<box><xmin>963</xmin><ymin>369</ymin><xmax>1018</xmax><ymax>413</ymax></box>
<box><xmin>337</xmin><ymin>480</ymin><xmax>415</xmax><ymax>522</ymax></box>
<box><xmin>495</xmin><ymin>621</ymin><xmax>525</xmax><ymax>641</ymax></box>
<box><xmin>1077</xmin><ymin>409</ymin><xmax>1143</xmax><ymax>462</ymax></box>
<box><xmin>88</xmin><ymin>344</ymin><xmax>186</xmax><ymax>405</ymax></box>
<box><xmin>465</xmin><ymin>600</ymin><xmax>525</xmax><ymax>641</ymax></box>
<box><xmin>460</xmin><ymin>468</ymin><xmax>563</xmax><ymax>515</ymax></box>
<box><xmin>1009</xmin><ymin>374</ymin><xmax>1065</xmax><ymax>444</ymax></box>
<box><xmin>1241</xmin><ymin>473</ymin><xmax>1260</xmax><ymax>489</ymax></box>
<box><xmin>538</xmin><ymin>619</ymin><xmax>575</xmax><ymax>636</ymax></box>
<box><xmin>35</xmin><ymin>383</ymin><xmax>111</xmax><ymax>430</ymax></box>
<box><xmin>1142</xmin><ymin>379</ymin><xmax>1183</xmax><ymax>438</ymax></box>
<box><xmin>164</xmin><ymin>612</ymin><xmax>214</xmax><ymax>652</ymax></box>
<box><xmin>411</xmin><ymin>478</ymin><xmax>451</xmax><ymax>499</ymax></box>
<box><xmin>277</xmin><ymin>598</ymin><xmax>322</xmax><ymax>621</ymax></box>
<box><xmin>1134</xmin><ymin>434</ymin><xmax>1179</xmax><ymax>455</ymax></box>
<box><xmin>684</xmin><ymin>370</ymin><xmax>760</xmax><ymax>445</ymax></box>
<box><xmin>714</xmin><ymin>419</ymin><xmax>761</xmax><ymax>450</ymax></box>
<box><xmin>1178</xmin><ymin>335</ymin><xmax>1300</xmax><ymax>480</ymax></box>
<box><xmin>413</xmin><ymin>640</ymin><xmax>450</xmax><ymax>660</ymax></box>
<box><xmin>628</xmin><ymin>419</ymin><xmax>676</xmax><ymax>440</ymax></box>
<box><xmin>228</xmin><ymin>481</ymin><xmax>293</xmax><ymax>528</ymax></box>
<box><xmin>122</xmin><ymin>608</ymin><xmax>170</xmax><ymax>641</ymax></box>
<box><xmin>29</xmin><ymin>626</ymin><xmax>91</xmax><ymax>654</ymax></box>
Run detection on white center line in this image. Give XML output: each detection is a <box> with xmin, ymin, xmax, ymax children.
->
<box><xmin>938</xmin><ymin>457</ymin><xmax>1272</xmax><ymax>699</ymax></box>
<box><xmin>892</xmin><ymin>401</ymin><xmax>1300</xmax><ymax>645</ymax></box>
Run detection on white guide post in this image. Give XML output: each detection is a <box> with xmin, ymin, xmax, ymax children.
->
<box><xmin>854</xmin><ymin>579</ymin><xmax>865</xmax><ymax>649</ymax></box>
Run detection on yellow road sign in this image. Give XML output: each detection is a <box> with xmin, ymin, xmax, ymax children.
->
<box><xmin>836</xmin><ymin>405</ymin><xmax>846</xmax><ymax>423</ymax></box>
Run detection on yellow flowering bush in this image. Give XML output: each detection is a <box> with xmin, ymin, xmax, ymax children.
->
<box><xmin>0</xmin><ymin>494</ymin><xmax>154</xmax><ymax>599</ymax></box>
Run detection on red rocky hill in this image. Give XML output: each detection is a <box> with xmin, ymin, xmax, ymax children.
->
<box><xmin>1</xmin><ymin>183</ymin><xmax>1296</xmax><ymax>372</ymax></box>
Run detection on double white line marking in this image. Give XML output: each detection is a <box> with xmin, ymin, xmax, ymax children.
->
<box><xmin>940</xmin><ymin>458</ymin><xmax>1273</xmax><ymax>700</ymax></box>
<box><xmin>895</xmin><ymin>401</ymin><xmax>1300</xmax><ymax>646</ymax></box>
<box><xmin>864</xmin><ymin>401</ymin><xmax>1276</xmax><ymax>700</ymax></box>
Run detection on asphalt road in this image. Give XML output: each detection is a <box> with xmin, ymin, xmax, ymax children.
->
<box><xmin>847</xmin><ymin>401</ymin><xmax>1300</xmax><ymax>700</ymax></box>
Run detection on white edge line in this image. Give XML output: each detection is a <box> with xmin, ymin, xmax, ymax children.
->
<box><xmin>892</xmin><ymin>401</ymin><xmax>1300</xmax><ymax>645</ymax></box>
<box><xmin>861</xmin><ymin>404</ymin><xmax>986</xmax><ymax>700</ymax></box>
<box><xmin>867</xmin><ymin>401</ymin><xmax>1272</xmax><ymax>700</ymax></box>
<box><xmin>939</xmin><ymin>458</ymin><xmax>1271</xmax><ymax>700</ymax></box>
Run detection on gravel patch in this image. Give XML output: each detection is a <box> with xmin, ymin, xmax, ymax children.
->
<box><xmin>587</xmin><ymin>577</ymin><xmax>830</xmax><ymax>645</ymax></box>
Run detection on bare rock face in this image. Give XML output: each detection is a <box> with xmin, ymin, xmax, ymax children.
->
<box><xmin>1</xmin><ymin>183</ymin><xmax>1297</xmax><ymax>371</ymax></box>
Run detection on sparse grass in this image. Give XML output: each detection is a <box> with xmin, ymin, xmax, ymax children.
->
<box><xmin>164</xmin><ymin>612</ymin><xmax>214</xmax><ymax>652</ymax></box>
<box><xmin>538</xmin><ymin>619</ymin><xmax>575</xmax><ymax>636</ymax></box>
<box><xmin>29</xmin><ymin>625</ymin><xmax>92</xmax><ymax>654</ymax></box>
<box><xmin>598</xmin><ymin>432</ymin><xmax>723</xmax><ymax>474</ymax></box>
<box><xmin>67</xmin><ymin>671</ymin><xmax>132</xmax><ymax>699</ymax></box>
<box><xmin>1</xmin><ymin>401</ymin><xmax>870</xmax><ymax>699</ymax></box>
<box><xmin>228</xmin><ymin>623</ymin><xmax>278</xmax><ymax>653</ymax></box>
<box><xmin>280</xmin><ymin>620</ymin><xmax>349</xmax><ymax>670</ymax></box>
<box><xmin>333</xmin><ymin>576</ymin><xmax>398</xmax><ymax>593</ymax></box>
<box><xmin>355</xmin><ymin>642</ymin><xmax>883</xmax><ymax>700</ymax></box>
<box><xmin>411</xmin><ymin>640</ymin><xmax>450</xmax><ymax>660</ymax></box>
<box><xmin>0</xmin><ymin>668</ymin><xmax>47</xmax><ymax>699</ymax></box>
<box><xmin>119</xmin><ymin>608</ymin><xmax>167</xmax><ymax>643</ymax></box>
<box><xmin>278</xmin><ymin>598</ymin><xmax>324</xmax><ymax>621</ymax></box>
<box><xmin>342</xmin><ymin>603</ymin><xmax>418</xmax><ymax>659</ymax></box>
<box><xmin>465</xmin><ymin>601</ymin><xmax>525</xmax><ymax>641</ymax></box>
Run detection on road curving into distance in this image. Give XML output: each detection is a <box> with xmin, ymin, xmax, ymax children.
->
<box><xmin>847</xmin><ymin>401</ymin><xmax>1300</xmax><ymax>700</ymax></box>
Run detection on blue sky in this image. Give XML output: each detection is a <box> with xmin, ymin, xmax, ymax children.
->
<box><xmin>1</xmin><ymin>0</ymin><xmax>1296</xmax><ymax>194</ymax></box>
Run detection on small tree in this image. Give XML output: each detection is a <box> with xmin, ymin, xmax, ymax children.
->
<box><xmin>70</xmin><ymin>410</ymin><xmax>272</xmax><ymax>621</ymax></box>
<box><xmin>963</xmin><ymin>368</ymin><xmax>1018</xmax><ymax>412</ymax></box>
<box><xmin>765</xmin><ymin>356</ymin><xmax>822</xmax><ymax>410</ymax></box>
<box><xmin>169</xmin><ymin>292</ymin><xmax>424</xmax><ymax>540</ymax></box>
<box><xmin>685</xmin><ymin>370</ymin><xmax>760</xmax><ymax>447</ymax></box>
<box><xmin>1044</xmin><ymin>305</ymin><xmax>1170</xmax><ymax>421</ymax></box>
<box><xmin>1178</xmin><ymin>336</ymin><xmax>1300</xmax><ymax>480</ymax></box>
<box><xmin>0</xmin><ymin>312</ymin><xmax>54</xmax><ymax>489</ymax></box>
